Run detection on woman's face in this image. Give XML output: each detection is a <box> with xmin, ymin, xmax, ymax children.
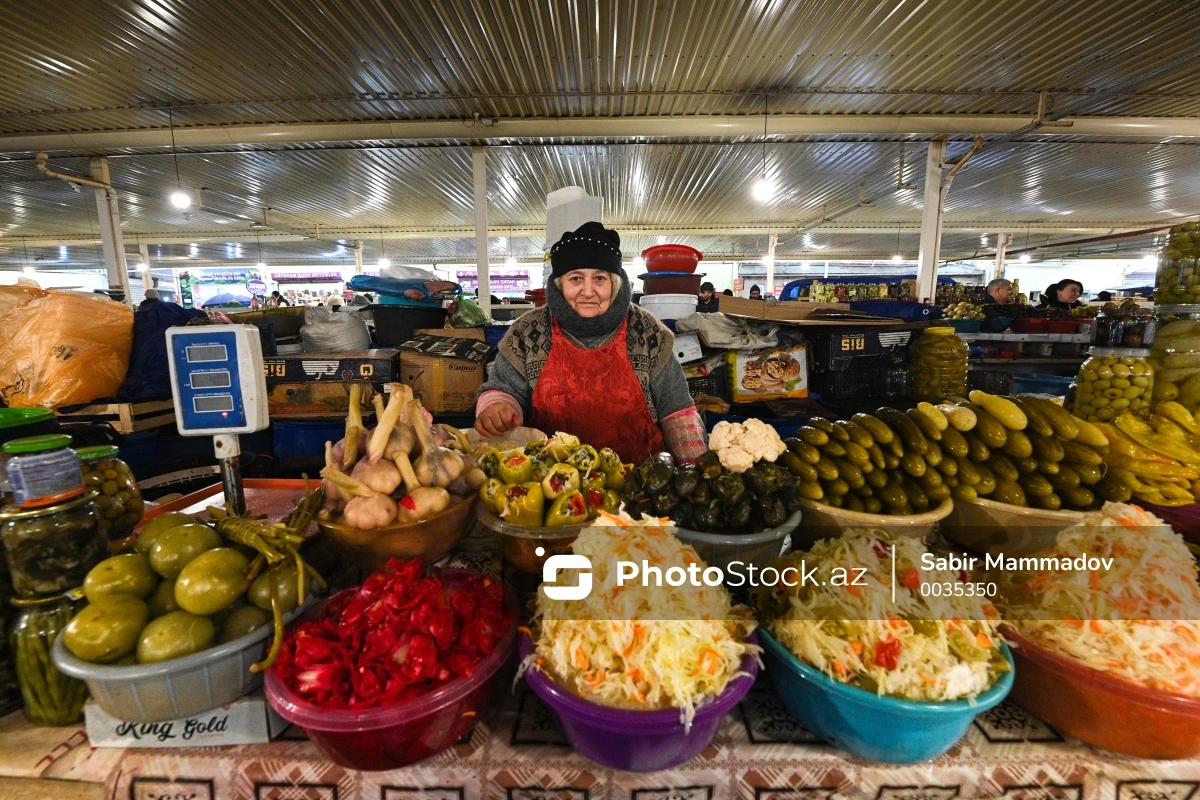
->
<box><xmin>561</xmin><ymin>269</ymin><xmax>614</xmax><ymax>318</ymax></box>
<box><xmin>1058</xmin><ymin>283</ymin><xmax>1082</xmax><ymax>303</ymax></box>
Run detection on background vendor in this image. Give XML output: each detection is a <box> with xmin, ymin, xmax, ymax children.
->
<box><xmin>1039</xmin><ymin>279</ymin><xmax>1084</xmax><ymax>310</ymax></box>
<box><xmin>474</xmin><ymin>221</ymin><xmax>707</xmax><ymax>464</ymax></box>
<box><xmin>980</xmin><ymin>278</ymin><xmax>1012</xmax><ymax>304</ymax></box>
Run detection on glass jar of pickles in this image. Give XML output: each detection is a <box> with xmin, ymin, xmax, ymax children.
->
<box><xmin>908</xmin><ymin>326</ymin><xmax>968</xmax><ymax>402</ymax></box>
<box><xmin>1154</xmin><ymin>223</ymin><xmax>1200</xmax><ymax>305</ymax></box>
<box><xmin>1071</xmin><ymin>347</ymin><xmax>1155</xmax><ymax>423</ymax></box>
<box><xmin>1093</xmin><ymin>302</ymin><xmax>1157</xmax><ymax>348</ymax></box>
<box><xmin>0</xmin><ymin>491</ymin><xmax>108</xmax><ymax>597</ymax></box>
<box><xmin>1150</xmin><ymin>306</ymin><xmax>1200</xmax><ymax>410</ymax></box>
<box><xmin>10</xmin><ymin>592</ymin><xmax>87</xmax><ymax>726</ymax></box>
<box><xmin>77</xmin><ymin>446</ymin><xmax>143</xmax><ymax>540</ymax></box>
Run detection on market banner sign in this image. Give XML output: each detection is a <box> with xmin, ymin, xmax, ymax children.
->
<box><xmin>183</xmin><ymin>269</ymin><xmax>258</xmax><ymax>285</ymax></box>
<box><xmin>271</xmin><ymin>271</ymin><xmax>342</xmax><ymax>283</ymax></box>
<box><xmin>245</xmin><ymin>279</ymin><xmax>268</xmax><ymax>295</ymax></box>
<box><xmin>456</xmin><ymin>269</ymin><xmax>529</xmax><ymax>292</ymax></box>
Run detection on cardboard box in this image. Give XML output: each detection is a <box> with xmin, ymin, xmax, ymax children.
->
<box><xmin>399</xmin><ymin>328</ymin><xmax>487</xmax><ymax>413</ymax></box>
<box><xmin>719</xmin><ymin>298</ymin><xmax>902</xmax><ymax>326</ymax></box>
<box><xmin>726</xmin><ymin>344</ymin><xmax>809</xmax><ymax>402</ymax></box>
<box><xmin>84</xmin><ymin>690</ymin><xmax>289</xmax><ymax>748</ymax></box>
<box><xmin>267</xmin><ymin>380</ymin><xmax>380</xmax><ymax>417</ymax></box>
<box><xmin>262</xmin><ymin>349</ymin><xmax>400</xmax><ymax>386</ymax></box>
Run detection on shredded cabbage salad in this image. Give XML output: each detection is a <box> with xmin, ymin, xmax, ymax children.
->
<box><xmin>529</xmin><ymin>511</ymin><xmax>756</xmax><ymax>723</ymax></box>
<box><xmin>754</xmin><ymin>530</ymin><xmax>1007</xmax><ymax>701</ymax></box>
<box><xmin>999</xmin><ymin>501</ymin><xmax>1200</xmax><ymax>697</ymax></box>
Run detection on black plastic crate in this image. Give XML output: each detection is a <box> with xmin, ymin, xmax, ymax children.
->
<box><xmin>808</xmin><ymin>329</ymin><xmax>914</xmax><ymax>372</ymax></box>
<box><xmin>968</xmin><ymin>369</ymin><xmax>1014</xmax><ymax>395</ymax></box>
<box><xmin>370</xmin><ymin>304</ymin><xmax>449</xmax><ymax>346</ymax></box>
<box><xmin>686</xmin><ymin>363</ymin><xmax>730</xmax><ymax>400</ymax></box>
<box><xmin>809</xmin><ymin>358</ymin><xmax>894</xmax><ymax>401</ymax></box>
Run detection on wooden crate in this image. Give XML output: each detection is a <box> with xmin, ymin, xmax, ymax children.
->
<box><xmin>55</xmin><ymin>400</ymin><xmax>176</xmax><ymax>433</ymax></box>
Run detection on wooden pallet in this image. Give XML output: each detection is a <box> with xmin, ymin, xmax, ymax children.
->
<box><xmin>55</xmin><ymin>400</ymin><xmax>176</xmax><ymax>433</ymax></box>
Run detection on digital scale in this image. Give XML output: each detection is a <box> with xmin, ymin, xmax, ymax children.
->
<box><xmin>165</xmin><ymin>325</ymin><xmax>269</xmax><ymax>514</ymax></box>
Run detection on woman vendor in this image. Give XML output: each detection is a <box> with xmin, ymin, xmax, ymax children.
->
<box><xmin>474</xmin><ymin>221</ymin><xmax>707</xmax><ymax>464</ymax></box>
<box><xmin>1039</xmin><ymin>278</ymin><xmax>1084</xmax><ymax>310</ymax></box>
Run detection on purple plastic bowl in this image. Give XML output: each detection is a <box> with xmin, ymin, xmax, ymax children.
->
<box><xmin>1139</xmin><ymin>501</ymin><xmax>1200</xmax><ymax>545</ymax></box>
<box><xmin>517</xmin><ymin>630</ymin><xmax>758</xmax><ymax>772</ymax></box>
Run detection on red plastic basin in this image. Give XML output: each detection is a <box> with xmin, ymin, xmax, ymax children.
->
<box><xmin>265</xmin><ymin>575</ymin><xmax>518</xmax><ymax>771</ymax></box>
<box><xmin>1004</xmin><ymin>626</ymin><xmax>1200</xmax><ymax>759</ymax></box>
<box><xmin>643</xmin><ymin>244</ymin><xmax>703</xmax><ymax>273</ymax></box>
<box><xmin>1044</xmin><ymin>320</ymin><xmax>1079</xmax><ymax>333</ymax></box>
<box><xmin>1010</xmin><ymin>318</ymin><xmax>1050</xmax><ymax>334</ymax></box>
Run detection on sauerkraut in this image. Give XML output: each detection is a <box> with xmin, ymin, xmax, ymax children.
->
<box><xmin>528</xmin><ymin>511</ymin><xmax>756</xmax><ymax>724</ymax></box>
<box><xmin>999</xmin><ymin>502</ymin><xmax>1200</xmax><ymax>697</ymax></box>
<box><xmin>754</xmin><ymin>530</ymin><xmax>1008</xmax><ymax>701</ymax></box>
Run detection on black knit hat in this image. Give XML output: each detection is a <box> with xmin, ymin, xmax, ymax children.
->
<box><xmin>549</xmin><ymin>221</ymin><xmax>622</xmax><ymax>279</ymax></box>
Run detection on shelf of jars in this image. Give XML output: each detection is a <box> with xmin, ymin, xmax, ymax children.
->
<box><xmin>956</xmin><ymin>332</ymin><xmax>1092</xmax><ymax>343</ymax></box>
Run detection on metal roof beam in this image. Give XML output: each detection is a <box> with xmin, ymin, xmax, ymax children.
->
<box><xmin>7</xmin><ymin>115</ymin><xmax>1200</xmax><ymax>154</ymax></box>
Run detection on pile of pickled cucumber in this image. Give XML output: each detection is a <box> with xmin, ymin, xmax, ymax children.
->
<box><xmin>1153</xmin><ymin>223</ymin><xmax>1200</xmax><ymax>305</ymax></box>
<box><xmin>477</xmin><ymin>432</ymin><xmax>631</xmax><ymax>527</ymax></box>
<box><xmin>61</xmin><ymin>496</ymin><xmax>320</xmax><ymax>667</ymax></box>
<box><xmin>779</xmin><ymin>392</ymin><xmax>1112</xmax><ymax>513</ymax></box>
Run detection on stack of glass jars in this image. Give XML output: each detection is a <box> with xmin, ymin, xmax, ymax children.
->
<box><xmin>1093</xmin><ymin>301</ymin><xmax>1158</xmax><ymax>348</ymax></box>
<box><xmin>1151</xmin><ymin>306</ymin><xmax>1200</xmax><ymax>410</ymax></box>
<box><xmin>1154</xmin><ymin>223</ymin><xmax>1200</xmax><ymax>305</ymax></box>
<box><xmin>0</xmin><ymin>434</ymin><xmax>106</xmax><ymax>725</ymax></box>
<box><xmin>908</xmin><ymin>326</ymin><xmax>969</xmax><ymax>402</ymax></box>
<box><xmin>1071</xmin><ymin>347</ymin><xmax>1155</xmax><ymax>423</ymax></box>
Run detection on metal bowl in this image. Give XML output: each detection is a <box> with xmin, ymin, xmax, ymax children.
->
<box><xmin>317</xmin><ymin>495</ymin><xmax>477</xmax><ymax>571</ymax></box>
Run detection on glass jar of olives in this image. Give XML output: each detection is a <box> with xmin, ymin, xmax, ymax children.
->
<box><xmin>10</xmin><ymin>592</ymin><xmax>87</xmax><ymax>725</ymax></box>
<box><xmin>1150</xmin><ymin>306</ymin><xmax>1200</xmax><ymax>408</ymax></box>
<box><xmin>1071</xmin><ymin>347</ymin><xmax>1155</xmax><ymax>423</ymax></box>
<box><xmin>2</xmin><ymin>434</ymin><xmax>84</xmax><ymax>509</ymax></box>
<box><xmin>0</xmin><ymin>491</ymin><xmax>109</xmax><ymax>597</ymax></box>
<box><xmin>77</xmin><ymin>446</ymin><xmax>144</xmax><ymax>541</ymax></box>
<box><xmin>908</xmin><ymin>326</ymin><xmax>969</xmax><ymax>402</ymax></box>
<box><xmin>1154</xmin><ymin>223</ymin><xmax>1200</xmax><ymax>305</ymax></box>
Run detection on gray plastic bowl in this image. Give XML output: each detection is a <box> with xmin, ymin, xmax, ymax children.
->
<box><xmin>52</xmin><ymin>600</ymin><xmax>310</xmax><ymax>723</ymax></box>
<box><xmin>673</xmin><ymin>510</ymin><xmax>800</xmax><ymax>578</ymax></box>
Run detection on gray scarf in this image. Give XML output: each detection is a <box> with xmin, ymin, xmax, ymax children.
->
<box><xmin>546</xmin><ymin>274</ymin><xmax>633</xmax><ymax>341</ymax></box>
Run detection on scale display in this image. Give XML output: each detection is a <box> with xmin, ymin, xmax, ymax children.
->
<box><xmin>166</xmin><ymin>326</ymin><xmax>269</xmax><ymax>435</ymax></box>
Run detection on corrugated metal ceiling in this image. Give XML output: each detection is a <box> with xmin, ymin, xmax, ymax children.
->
<box><xmin>2</xmin><ymin>0</ymin><xmax>1200</xmax><ymax>270</ymax></box>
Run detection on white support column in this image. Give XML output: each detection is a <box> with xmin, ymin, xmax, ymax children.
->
<box><xmin>353</xmin><ymin>239</ymin><xmax>364</xmax><ymax>274</ymax></box>
<box><xmin>90</xmin><ymin>157</ymin><xmax>131</xmax><ymax>306</ymax></box>
<box><xmin>138</xmin><ymin>243</ymin><xmax>151</xmax><ymax>295</ymax></box>
<box><xmin>994</xmin><ymin>233</ymin><xmax>1009</xmax><ymax>279</ymax></box>
<box><xmin>471</xmin><ymin>146</ymin><xmax>491</xmax><ymax>320</ymax></box>
<box><xmin>915</xmin><ymin>140</ymin><xmax>948</xmax><ymax>303</ymax></box>
<box><xmin>765</xmin><ymin>233</ymin><xmax>778</xmax><ymax>297</ymax></box>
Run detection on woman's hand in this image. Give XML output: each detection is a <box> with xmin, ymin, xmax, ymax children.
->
<box><xmin>475</xmin><ymin>402</ymin><xmax>520</xmax><ymax>438</ymax></box>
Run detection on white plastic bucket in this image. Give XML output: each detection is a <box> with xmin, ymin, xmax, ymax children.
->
<box><xmin>639</xmin><ymin>293</ymin><xmax>697</xmax><ymax>321</ymax></box>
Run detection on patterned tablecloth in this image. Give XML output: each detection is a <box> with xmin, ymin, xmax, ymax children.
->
<box><xmin>9</xmin><ymin>527</ymin><xmax>1200</xmax><ymax>800</ymax></box>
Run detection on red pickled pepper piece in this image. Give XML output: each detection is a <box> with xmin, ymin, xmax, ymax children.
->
<box><xmin>271</xmin><ymin>557</ymin><xmax>508</xmax><ymax>709</ymax></box>
<box><xmin>874</xmin><ymin>635</ymin><xmax>902</xmax><ymax>670</ymax></box>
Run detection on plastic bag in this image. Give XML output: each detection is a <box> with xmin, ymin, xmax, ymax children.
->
<box><xmin>0</xmin><ymin>279</ymin><xmax>47</xmax><ymax>319</ymax></box>
<box><xmin>447</xmin><ymin>296</ymin><xmax>489</xmax><ymax>328</ymax></box>
<box><xmin>300</xmin><ymin>307</ymin><xmax>372</xmax><ymax>352</ymax></box>
<box><xmin>674</xmin><ymin>312</ymin><xmax>779</xmax><ymax>349</ymax></box>
<box><xmin>0</xmin><ymin>290</ymin><xmax>133</xmax><ymax>408</ymax></box>
<box><xmin>381</xmin><ymin>264</ymin><xmax>437</xmax><ymax>281</ymax></box>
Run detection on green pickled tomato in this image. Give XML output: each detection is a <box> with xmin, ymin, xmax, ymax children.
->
<box><xmin>248</xmin><ymin>563</ymin><xmax>301</xmax><ymax>614</ymax></box>
<box><xmin>146</xmin><ymin>578</ymin><xmax>180</xmax><ymax>617</ymax></box>
<box><xmin>149</xmin><ymin>524</ymin><xmax>222</xmax><ymax>580</ymax></box>
<box><xmin>173</xmin><ymin>548</ymin><xmax>250</xmax><ymax>617</ymax></box>
<box><xmin>219</xmin><ymin>605</ymin><xmax>273</xmax><ymax>644</ymax></box>
<box><xmin>136</xmin><ymin>610</ymin><xmax>215</xmax><ymax>664</ymax></box>
<box><xmin>63</xmin><ymin>595</ymin><xmax>150</xmax><ymax>664</ymax></box>
<box><xmin>84</xmin><ymin>553</ymin><xmax>158</xmax><ymax>602</ymax></box>
<box><xmin>135</xmin><ymin>512</ymin><xmax>195</xmax><ymax>556</ymax></box>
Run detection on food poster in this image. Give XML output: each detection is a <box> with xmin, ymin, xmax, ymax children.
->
<box><xmin>726</xmin><ymin>344</ymin><xmax>808</xmax><ymax>402</ymax></box>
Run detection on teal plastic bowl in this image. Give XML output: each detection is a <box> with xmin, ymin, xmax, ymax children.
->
<box><xmin>758</xmin><ymin>627</ymin><xmax>1014</xmax><ymax>763</ymax></box>
<box><xmin>946</xmin><ymin>318</ymin><xmax>982</xmax><ymax>333</ymax></box>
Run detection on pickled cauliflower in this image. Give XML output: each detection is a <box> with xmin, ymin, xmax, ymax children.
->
<box><xmin>708</xmin><ymin>418</ymin><xmax>787</xmax><ymax>473</ymax></box>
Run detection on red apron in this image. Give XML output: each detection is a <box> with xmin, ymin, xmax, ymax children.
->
<box><xmin>530</xmin><ymin>317</ymin><xmax>665</xmax><ymax>464</ymax></box>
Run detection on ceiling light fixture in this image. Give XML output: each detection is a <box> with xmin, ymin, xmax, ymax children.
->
<box><xmin>505</xmin><ymin>226</ymin><xmax>517</xmax><ymax>268</ymax></box>
<box><xmin>255</xmin><ymin>234</ymin><xmax>266</xmax><ymax>269</ymax></box>
<box><xmin>751</xmin><ymin>93</ymin><xmax>774</xmax><ymax>202</ymax></box>
<box><xmin>892</xmin><ymin>223</ymin><xmax>903</xmax><ymax>264</ymax></box>
<box><xmin>166</xmin><ymin>107</ymin><xmax>191</xmax><ymax>210</ymax></box>
<box><xmin>1018</xmin><ymin>224</ymin><xmax>1032</xmax><ymax>263</ymax></box>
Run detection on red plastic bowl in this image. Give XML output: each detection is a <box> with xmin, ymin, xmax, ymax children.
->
<box><xmin>265</xmin><ymin>575</ymin><xmax>518</xmax><ymax>771</ymax></box>
<box><xmin>642</xmin><ymin>244</ymin><xmax>703</xmax><ymax>273</ymax></box>
<box><xmin>1003</xmin><ymin>626</ymin><xmax>1200</xmax><ymax>758</ymax></box>
<box><xmin>1044</xmin><ymin>320</ymin><xmax>1079</xmax><ymax>334</ymax></box>
<box><xmin>1010</xmin><ymin>318</ymin><xmax>1050</xmax><ymax>334</ymax></box>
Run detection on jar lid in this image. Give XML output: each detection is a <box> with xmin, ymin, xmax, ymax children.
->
<box><xmin>0</xmin><ymin>408</ymin><xmax>54</xmax><ymax>430</ymax></box>
<box><xmin>76</xmin><ymin>445</ymin><xmax>119</xmax><ymax>462</ymax></box>
<box><xmin>1088</xmin><ymin>346</ymin><xmax>1153</xmax><ymax>358</ymax></box>
<box><xmin>2</xmin><ymin>433</ymin><xmax>72</xmax><ymax>455</ymax></box>
<box><xmin>926</xmin><ymin>326</ymin><xmax>955</xmax><ymax>334</ymax></box>
<box><xmin>0</xmin><ymin>489</ymin><xmax>98</xmax><ymax>520</ymax></box>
